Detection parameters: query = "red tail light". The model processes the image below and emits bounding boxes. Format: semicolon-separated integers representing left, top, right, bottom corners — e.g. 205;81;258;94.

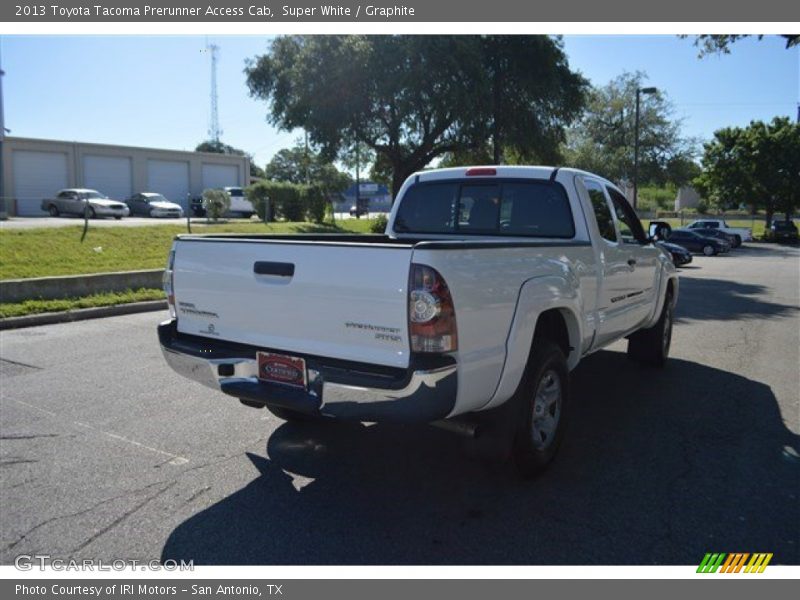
409;264;457;353
465;167;497;177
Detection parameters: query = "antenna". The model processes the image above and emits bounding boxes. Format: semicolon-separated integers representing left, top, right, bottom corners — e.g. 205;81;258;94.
204;41;222;143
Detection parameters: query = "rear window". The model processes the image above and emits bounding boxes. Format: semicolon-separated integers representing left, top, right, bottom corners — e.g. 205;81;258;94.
393;180;574;238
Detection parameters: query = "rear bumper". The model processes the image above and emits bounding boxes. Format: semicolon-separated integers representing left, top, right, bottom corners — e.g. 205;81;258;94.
157;320;457;422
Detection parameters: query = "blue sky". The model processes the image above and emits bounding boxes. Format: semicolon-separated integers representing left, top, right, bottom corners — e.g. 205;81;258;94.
2;35;797;169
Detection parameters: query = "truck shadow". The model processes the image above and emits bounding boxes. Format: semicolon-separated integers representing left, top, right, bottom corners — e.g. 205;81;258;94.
161;351;799;565
675;277;798;323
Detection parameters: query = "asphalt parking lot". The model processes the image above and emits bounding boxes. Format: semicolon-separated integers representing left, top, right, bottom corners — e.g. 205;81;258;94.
1;244;798;566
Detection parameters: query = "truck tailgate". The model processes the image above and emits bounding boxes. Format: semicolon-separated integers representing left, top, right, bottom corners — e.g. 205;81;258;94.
172;239;413;368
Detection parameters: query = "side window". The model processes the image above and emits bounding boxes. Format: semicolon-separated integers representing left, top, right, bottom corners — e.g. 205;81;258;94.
585;179;617;243
606;186;646;244
708;222;719;229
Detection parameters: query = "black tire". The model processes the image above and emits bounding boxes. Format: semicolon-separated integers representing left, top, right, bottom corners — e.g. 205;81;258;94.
732;235;742;248
512;340;570;478
114;216;122;220
627;290;674;367
702;244;716;256
48;205;59;217
266;405;325;423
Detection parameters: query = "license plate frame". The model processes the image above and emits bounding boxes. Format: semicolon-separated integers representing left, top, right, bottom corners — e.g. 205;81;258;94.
257;351;307;390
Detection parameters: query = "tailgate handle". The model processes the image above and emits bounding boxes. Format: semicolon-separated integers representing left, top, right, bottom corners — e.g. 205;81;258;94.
254;261;295;277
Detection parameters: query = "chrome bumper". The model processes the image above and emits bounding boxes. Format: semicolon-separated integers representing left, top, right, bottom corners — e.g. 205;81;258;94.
158;320;457;422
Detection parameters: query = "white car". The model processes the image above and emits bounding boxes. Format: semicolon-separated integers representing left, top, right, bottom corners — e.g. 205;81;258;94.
159;166;679;477
41;189;130;219
126;193;184;218
223;186;256;218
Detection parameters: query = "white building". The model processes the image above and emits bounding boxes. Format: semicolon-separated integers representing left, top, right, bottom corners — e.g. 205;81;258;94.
1;136;249;216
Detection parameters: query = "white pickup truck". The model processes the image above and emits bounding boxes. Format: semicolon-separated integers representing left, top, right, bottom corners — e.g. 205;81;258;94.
158;166;679;476
685;218;752;246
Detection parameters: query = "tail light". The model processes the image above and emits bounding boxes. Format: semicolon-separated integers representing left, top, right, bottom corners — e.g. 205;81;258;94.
408;263;457;353
163;247;176;319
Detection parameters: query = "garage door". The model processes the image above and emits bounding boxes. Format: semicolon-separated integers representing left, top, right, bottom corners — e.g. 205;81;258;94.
202;163;239;191
12;151;69;216
83;155;132;200
147;160;190;208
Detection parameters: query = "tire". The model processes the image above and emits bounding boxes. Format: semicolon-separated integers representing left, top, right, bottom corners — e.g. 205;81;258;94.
88;207;97;219
114;216;122;220
266;405;325;423
512;340;570;478
732;235;742;248
627;290;674;367
48;205;59;217
702;244;716;256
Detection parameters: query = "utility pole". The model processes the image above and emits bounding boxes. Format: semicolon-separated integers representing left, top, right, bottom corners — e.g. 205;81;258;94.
633;86;657;210
205;42;222;144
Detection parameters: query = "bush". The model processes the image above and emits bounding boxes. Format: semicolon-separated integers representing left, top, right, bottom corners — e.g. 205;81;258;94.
696;199;709;215
202;189;230;221
370;214;388;233
245;181;273;221
302;184;327;224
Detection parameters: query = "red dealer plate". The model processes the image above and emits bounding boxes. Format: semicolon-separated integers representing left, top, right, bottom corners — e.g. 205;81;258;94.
257;352;307;389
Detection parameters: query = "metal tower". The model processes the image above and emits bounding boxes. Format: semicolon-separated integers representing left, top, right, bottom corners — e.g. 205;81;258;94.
205;42;222;143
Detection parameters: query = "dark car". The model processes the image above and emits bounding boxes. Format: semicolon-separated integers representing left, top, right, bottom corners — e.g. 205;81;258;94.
677;227;737;247
657;241;693;266
666;230;730;256
768;220;799;243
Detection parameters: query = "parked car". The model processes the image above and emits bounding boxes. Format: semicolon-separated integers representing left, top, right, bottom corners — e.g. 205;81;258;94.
158;165;679;477
223;186;256;218
667;230;730;256
41;189;129;220
126;193;184;218
657;241;693;266
189;196;206;218
676;227;737;247
767;220;799;244
685;219;751;246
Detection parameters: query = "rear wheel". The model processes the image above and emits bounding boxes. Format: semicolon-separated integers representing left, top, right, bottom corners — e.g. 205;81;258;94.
627;290;673;367
512;340;570;478
732;235;742;248
48;205;59;217
702;244;716;256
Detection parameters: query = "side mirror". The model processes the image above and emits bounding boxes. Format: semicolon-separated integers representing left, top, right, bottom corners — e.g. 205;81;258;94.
649;220;672;242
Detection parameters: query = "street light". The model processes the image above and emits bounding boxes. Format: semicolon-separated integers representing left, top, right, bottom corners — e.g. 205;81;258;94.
633;86;657;210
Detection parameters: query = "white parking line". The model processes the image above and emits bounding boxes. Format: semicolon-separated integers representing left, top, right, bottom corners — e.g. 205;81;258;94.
9;399;189;465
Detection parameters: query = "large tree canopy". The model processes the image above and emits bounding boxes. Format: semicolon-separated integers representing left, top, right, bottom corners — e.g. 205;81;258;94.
687;34;799;57
694;117;800;225
245;35;587;196
563;72;698;187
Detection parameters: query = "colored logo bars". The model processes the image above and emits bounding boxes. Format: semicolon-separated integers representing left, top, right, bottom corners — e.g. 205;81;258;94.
697;553;773;573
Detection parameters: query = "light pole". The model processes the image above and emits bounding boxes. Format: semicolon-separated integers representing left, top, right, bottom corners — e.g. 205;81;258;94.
633;86;657;210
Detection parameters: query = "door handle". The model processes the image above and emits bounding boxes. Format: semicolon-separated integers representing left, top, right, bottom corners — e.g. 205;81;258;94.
627;258;637;267
253;261;295;277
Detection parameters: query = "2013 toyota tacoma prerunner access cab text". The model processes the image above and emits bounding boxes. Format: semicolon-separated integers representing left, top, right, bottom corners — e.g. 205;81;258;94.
158;166;679;476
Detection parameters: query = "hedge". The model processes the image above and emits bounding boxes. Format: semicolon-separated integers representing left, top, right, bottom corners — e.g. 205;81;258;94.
246;181;329;223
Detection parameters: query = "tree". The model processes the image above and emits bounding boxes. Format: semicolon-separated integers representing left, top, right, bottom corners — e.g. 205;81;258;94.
563;72;698;187
265;142;352;195
694;117;800;226
245;35;587;197
195;140;264;178
686;35;799;57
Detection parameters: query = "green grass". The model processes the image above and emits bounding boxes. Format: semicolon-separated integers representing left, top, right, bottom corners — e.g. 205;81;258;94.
0;288;165;319
0;218;377;280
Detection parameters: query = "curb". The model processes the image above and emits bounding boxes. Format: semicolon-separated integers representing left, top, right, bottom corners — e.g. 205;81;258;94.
0;269;164;304
0;300;168;331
